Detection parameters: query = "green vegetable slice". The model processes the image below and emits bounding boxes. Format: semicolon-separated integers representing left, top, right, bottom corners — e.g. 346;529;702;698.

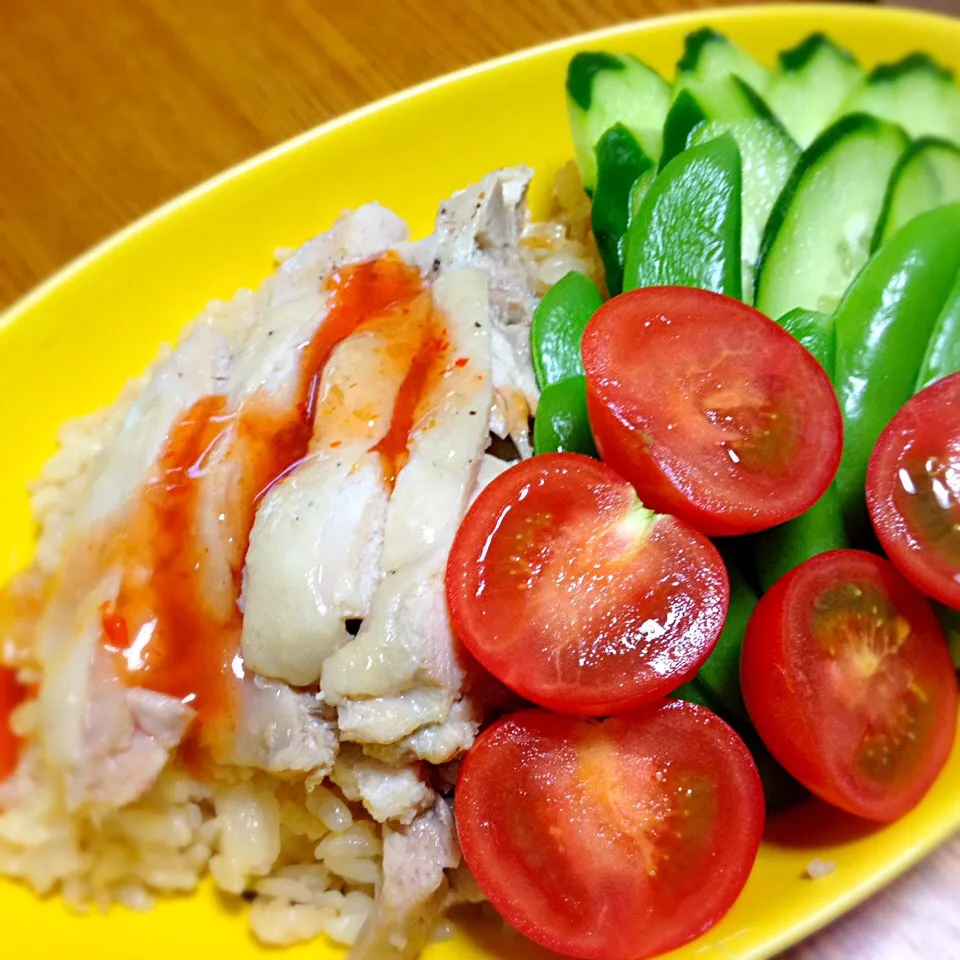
623;134;743;298
764;33;863;149
566;52;670;192
592;124;654;296
755;114;908;319
833;202;960;539
530;271;603;389
532;377;598;457
873;137;960;249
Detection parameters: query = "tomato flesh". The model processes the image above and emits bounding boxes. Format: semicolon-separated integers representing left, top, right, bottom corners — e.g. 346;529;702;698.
455;703;764;960
446;453;728;715
867;371;960;610
741;550;957;821
582;287;843;536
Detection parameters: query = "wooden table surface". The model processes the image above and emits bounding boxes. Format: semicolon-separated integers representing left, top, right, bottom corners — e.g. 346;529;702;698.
1;1;956;958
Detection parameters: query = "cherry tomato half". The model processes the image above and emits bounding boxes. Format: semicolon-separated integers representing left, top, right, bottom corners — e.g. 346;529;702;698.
456;702;765;960
446;453;728;715
582;287;843;536
867;371;960;610
741;550;957;821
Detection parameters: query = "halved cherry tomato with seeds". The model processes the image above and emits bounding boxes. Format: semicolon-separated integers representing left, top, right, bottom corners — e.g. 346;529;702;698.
455;702;765;960
741;550;958;821
446;453;728;715
867;371;960;611
582;286;843;536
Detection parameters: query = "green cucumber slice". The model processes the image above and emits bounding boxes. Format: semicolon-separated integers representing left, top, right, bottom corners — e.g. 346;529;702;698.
835;53;960;144
764;33;863;149
566;52;670;192
873;138;960;249
674;28;768;104
755;114;909;319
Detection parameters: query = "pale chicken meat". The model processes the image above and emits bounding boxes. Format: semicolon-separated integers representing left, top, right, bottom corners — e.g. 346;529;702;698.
0;169;549;956
321;269;492;750
403;166;541;454
241;286;436;686
349;797;460;960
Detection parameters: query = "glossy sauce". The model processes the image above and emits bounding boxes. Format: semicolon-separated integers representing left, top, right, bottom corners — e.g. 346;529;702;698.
100;254;443;748
0;667;25;782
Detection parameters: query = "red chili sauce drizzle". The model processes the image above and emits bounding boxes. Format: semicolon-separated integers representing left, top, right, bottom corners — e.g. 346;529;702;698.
0;667;26;783
98;254;450;757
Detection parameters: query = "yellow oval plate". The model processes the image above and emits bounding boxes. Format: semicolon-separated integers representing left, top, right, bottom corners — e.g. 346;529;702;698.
3;5;960;958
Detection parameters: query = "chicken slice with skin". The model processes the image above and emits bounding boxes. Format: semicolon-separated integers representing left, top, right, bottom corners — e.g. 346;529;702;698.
401;166;540;455
348;796;460;960
241;284;436;687
321;269;492;749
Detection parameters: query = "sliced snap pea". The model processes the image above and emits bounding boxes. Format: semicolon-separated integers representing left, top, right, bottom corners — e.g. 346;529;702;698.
623;134;743;298
592;124;654;296
531;271;603;389
695;564;756;721
533;377;598;457
834;201;960;539
753;307;848;589
916;269;960;391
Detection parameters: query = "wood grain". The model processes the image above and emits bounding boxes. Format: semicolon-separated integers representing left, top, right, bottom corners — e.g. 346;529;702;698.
1;1;953;958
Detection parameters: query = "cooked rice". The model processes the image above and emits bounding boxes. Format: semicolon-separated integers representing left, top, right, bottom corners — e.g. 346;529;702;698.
0;165;601;950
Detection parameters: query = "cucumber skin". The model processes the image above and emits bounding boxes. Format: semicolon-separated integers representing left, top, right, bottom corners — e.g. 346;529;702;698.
755;114;909;319
566;52;626;110
873;138;960;250
777;32;858;73
834;203;960;540
623;135;743;299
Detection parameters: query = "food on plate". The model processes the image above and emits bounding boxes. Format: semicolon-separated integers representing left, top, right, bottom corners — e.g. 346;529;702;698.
0;165;595;957
3;18;960;960
446;453;728;714
752;306;848;591
582;286;843;536
623;136;743;298
867;372;960;610
833;203;960;537
454;702;765;960
741;550;958;821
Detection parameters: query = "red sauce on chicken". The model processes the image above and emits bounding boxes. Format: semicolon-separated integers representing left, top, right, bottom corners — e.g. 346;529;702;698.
99;254;447;752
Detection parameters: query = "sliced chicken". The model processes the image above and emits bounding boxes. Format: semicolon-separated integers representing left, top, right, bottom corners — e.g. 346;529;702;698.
330;744;433;825
348;797;460;960
402;167;540;455
242;282;435;686
321;269;492;750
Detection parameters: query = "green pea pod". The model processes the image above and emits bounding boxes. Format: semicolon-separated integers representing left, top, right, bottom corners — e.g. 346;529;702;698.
533;377;598;457
753;307;848;589
592;124;654;297
622;134;743;298
834;202;960;539
670;679;717;709
695;565;756;720
777;307;835;374
935;602;960;669
530;271;604;389
916;270;960;391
